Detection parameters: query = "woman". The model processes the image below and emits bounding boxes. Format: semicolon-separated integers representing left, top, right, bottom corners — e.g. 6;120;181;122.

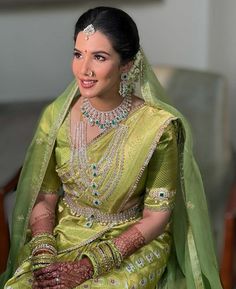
1;7;222;289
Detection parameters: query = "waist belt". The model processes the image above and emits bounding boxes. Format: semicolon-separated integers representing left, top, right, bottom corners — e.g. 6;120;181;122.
63;193;142;225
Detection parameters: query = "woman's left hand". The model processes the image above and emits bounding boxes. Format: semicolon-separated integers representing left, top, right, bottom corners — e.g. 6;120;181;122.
33;258;93;289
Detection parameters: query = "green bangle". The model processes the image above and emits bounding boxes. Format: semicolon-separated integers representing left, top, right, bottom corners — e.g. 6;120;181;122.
82;251;100;277
97;243;115;272
106;240;123;267
82;240;123;278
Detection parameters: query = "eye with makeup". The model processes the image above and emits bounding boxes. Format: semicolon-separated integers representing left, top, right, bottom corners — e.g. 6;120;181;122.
94;54;106;62
73;50;82;59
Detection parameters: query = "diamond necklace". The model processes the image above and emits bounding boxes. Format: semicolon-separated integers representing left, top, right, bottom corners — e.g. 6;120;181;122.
69;121;128;206
81;95;132;130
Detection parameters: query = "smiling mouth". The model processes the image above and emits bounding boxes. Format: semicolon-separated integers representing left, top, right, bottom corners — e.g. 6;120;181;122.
80;79;97;88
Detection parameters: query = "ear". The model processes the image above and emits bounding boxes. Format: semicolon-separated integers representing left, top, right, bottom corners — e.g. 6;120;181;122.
120;60;133;74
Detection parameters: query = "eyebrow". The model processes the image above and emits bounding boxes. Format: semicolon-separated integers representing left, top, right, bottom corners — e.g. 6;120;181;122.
74;48;111;56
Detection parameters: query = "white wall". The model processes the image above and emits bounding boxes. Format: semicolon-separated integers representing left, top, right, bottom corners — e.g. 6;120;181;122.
0;0;209;102
208;0;236;148
0;0;235;146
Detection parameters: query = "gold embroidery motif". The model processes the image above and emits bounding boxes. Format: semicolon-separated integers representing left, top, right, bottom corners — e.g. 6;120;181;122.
145;188;176;211
148;188;176;201
35;137;44;145
40;189;58;194
63;195;141;225
17;215;25;222
187;201;195;209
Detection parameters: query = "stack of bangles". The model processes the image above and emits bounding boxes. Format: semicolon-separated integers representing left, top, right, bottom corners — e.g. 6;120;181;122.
30;233;57;271
82;240;123;277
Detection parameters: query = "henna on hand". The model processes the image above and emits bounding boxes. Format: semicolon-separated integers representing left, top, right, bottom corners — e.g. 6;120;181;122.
113;225;146;258
33;258;93;289
30;193;58;236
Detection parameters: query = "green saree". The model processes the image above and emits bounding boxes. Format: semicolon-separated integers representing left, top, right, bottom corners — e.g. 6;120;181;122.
0;51;223;289
4;92;180;288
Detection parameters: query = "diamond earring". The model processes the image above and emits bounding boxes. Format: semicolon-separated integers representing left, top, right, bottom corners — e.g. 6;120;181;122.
119;72;133;98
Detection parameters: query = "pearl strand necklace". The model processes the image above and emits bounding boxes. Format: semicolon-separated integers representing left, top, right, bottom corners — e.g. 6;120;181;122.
81;95;132;130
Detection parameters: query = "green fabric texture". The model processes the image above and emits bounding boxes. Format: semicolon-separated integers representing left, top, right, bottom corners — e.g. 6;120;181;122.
140;50;222;288
0;50;222;288
0;80;78;286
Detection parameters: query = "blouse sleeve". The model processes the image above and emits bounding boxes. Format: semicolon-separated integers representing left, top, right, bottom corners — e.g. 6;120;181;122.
40;149;61;194
144;121;178;211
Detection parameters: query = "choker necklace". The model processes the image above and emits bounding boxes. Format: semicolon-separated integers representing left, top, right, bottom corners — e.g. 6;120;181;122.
81;95;132;130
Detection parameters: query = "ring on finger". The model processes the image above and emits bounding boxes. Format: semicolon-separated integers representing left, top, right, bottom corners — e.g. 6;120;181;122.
55;277;60;285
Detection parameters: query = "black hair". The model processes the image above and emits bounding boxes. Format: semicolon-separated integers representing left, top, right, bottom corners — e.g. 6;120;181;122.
74;7;140;63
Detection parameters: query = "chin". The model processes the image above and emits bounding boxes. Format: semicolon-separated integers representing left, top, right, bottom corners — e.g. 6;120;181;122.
79;90;97;99
78;86;95;98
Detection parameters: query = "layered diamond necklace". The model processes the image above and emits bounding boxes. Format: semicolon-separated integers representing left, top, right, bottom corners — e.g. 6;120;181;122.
68;96;131;207
70;121;128;207
81;95;132;130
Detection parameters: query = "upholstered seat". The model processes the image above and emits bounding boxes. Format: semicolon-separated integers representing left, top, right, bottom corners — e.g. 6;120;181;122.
153;66;236;289
154;66;235;246
0;101;49;273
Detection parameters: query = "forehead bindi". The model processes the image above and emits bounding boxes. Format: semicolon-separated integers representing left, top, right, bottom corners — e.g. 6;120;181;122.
75;31;114;54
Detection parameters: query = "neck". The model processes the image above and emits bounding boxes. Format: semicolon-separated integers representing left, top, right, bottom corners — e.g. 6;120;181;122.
86;94;124;111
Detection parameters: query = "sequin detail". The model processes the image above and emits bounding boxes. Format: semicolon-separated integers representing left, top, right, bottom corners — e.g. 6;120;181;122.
148;188;176;201
63;195;142;225
145;188;176;211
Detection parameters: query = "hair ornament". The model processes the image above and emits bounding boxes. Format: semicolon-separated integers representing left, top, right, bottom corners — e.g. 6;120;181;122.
129;50;143;82
119;50;144;98
83;24;96;40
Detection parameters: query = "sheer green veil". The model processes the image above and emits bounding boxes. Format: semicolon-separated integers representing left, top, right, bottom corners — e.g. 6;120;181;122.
0;49;222;289
137;49;222;288
0;81;79;287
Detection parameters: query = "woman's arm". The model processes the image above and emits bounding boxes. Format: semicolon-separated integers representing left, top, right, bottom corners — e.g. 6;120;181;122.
29;149;61;271
112;209;171;261
30;193;59;236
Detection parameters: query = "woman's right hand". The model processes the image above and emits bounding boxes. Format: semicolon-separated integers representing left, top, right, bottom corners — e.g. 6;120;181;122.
33;258;93;289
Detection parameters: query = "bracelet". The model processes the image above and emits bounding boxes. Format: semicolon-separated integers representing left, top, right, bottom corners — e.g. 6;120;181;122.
30;233;57;271
106;240;123;266
31;252;56;271
31;232;56;243
30;233;57;254
32;243;57;256
82;241;123;277
82;227;145;278
82;250;100;277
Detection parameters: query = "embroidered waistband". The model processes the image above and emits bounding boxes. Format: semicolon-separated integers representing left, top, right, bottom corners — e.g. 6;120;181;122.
63;194;142;225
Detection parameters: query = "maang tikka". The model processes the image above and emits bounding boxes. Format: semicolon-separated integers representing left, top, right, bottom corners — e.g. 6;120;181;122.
83;24;96;40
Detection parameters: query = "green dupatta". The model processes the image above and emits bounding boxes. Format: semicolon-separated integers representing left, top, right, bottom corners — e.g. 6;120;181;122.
0;80;78;286
140;51;222;289
0;52;223;288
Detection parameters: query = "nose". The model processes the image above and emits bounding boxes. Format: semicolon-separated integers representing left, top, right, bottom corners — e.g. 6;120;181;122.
80;55;92;76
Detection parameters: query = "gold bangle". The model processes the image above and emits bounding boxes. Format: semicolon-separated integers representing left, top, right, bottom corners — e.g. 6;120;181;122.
106;240;123;266
82;251;100;277
82;240;123;278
